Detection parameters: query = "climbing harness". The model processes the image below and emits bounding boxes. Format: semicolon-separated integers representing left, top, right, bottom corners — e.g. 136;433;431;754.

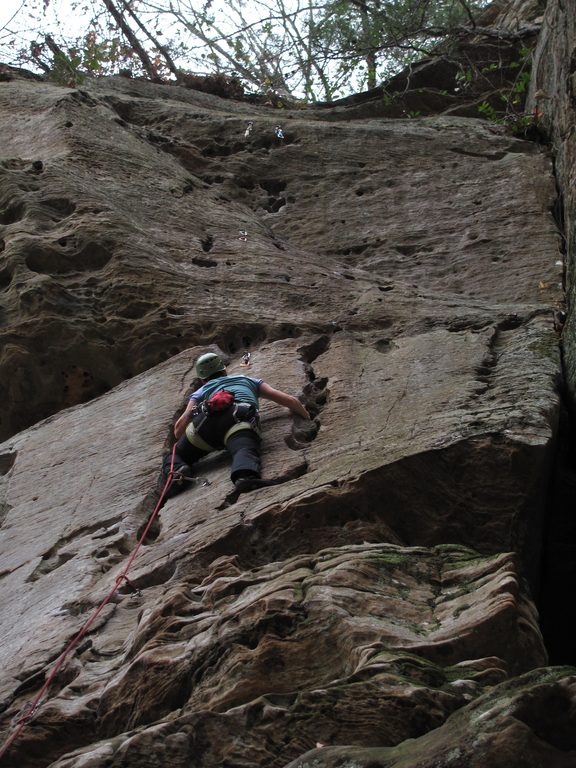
244;121;253;137
238;229;248;241
189;398;260;452
275;125;284;139
0;445;181;761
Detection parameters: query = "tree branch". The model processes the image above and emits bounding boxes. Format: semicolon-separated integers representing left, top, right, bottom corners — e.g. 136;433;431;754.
120;0;180;78
101;0;160;80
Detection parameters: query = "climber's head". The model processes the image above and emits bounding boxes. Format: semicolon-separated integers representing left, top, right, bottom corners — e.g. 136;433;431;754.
195;352;227;381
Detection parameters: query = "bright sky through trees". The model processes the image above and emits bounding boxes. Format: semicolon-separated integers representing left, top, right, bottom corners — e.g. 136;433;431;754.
1;0;87;47
0;0;489;102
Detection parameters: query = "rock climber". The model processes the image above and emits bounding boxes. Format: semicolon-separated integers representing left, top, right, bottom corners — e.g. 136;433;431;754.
162;352;310;497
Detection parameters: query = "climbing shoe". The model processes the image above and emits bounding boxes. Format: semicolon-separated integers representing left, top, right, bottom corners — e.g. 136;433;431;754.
234;476;277;493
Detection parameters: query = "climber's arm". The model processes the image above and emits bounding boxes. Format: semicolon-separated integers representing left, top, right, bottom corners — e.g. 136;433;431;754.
259;382;310;419
174;399;198;439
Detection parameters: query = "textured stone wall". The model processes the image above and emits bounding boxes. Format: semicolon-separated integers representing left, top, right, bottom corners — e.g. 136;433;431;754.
1;1;576;764
529;0;576;398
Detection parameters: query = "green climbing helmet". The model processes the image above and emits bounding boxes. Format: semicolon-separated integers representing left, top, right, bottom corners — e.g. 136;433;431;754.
196;352;226;379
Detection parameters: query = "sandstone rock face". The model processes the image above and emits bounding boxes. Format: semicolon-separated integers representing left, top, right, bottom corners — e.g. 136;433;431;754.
1;4;575;764
529;0;576;400
284;668;576;768
524;0;576;686
0;69;563;441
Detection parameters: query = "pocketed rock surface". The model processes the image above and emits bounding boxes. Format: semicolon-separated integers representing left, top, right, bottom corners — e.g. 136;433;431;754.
1;6;576;765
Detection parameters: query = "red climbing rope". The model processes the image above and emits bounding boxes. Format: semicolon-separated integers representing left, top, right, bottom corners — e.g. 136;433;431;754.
0;446;178;763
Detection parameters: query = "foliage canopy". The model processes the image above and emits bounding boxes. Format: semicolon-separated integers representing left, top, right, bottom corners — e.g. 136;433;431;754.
1;0;490;101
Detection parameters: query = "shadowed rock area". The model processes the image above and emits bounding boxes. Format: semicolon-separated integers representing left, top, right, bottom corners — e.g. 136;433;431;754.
524;0;576;685
1;0;576;765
